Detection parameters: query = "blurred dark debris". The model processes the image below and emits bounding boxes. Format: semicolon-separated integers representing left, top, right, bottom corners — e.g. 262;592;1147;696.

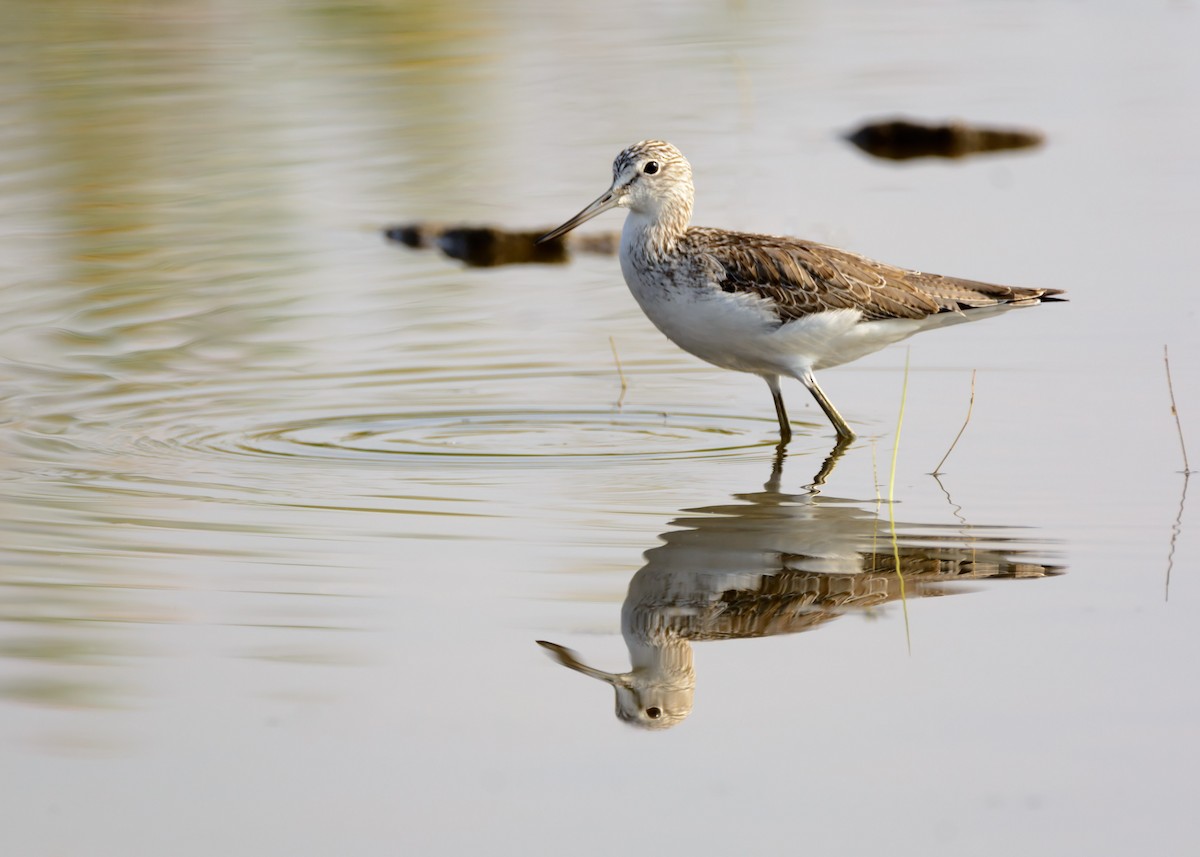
846;118;1044;161
383;223;618;267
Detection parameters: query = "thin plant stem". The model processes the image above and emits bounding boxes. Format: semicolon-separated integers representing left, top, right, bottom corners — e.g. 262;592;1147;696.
609;335;628;407
887;492;911;656
931;369;976;476
888;349;910;502
1164;345;1192;474
1165;472;1189;602
889;349;912;655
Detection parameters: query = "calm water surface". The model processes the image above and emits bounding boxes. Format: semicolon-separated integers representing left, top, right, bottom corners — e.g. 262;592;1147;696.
1;1;1198;855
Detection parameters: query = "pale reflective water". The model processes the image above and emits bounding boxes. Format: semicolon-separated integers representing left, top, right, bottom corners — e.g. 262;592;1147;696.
2;1;1198;855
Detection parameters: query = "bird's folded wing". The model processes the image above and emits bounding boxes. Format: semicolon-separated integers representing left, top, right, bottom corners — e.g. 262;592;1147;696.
687;227;1061;323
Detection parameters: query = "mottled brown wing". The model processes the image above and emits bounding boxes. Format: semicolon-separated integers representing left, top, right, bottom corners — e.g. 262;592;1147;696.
685;227;1062;322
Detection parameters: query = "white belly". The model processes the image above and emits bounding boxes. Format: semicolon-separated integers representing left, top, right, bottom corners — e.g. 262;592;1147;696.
620;254;926;376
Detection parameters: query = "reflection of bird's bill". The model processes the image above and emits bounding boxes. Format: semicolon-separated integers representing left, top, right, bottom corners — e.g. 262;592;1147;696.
536;640;627;687
538;640;693;730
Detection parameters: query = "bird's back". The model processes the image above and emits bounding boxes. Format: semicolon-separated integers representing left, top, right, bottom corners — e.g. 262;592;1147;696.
681;226;1064;324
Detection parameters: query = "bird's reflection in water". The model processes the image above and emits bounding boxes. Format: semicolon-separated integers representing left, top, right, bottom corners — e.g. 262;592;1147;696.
539;455;1062;729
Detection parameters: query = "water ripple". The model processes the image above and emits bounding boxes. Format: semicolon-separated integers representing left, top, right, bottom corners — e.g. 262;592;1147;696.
203;408;767;463
8;359;786;478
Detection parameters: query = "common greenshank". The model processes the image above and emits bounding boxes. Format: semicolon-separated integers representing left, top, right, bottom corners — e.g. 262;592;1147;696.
539;140;1063;443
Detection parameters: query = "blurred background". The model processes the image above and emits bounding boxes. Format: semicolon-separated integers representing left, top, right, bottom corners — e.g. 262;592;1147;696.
1;1;1197;855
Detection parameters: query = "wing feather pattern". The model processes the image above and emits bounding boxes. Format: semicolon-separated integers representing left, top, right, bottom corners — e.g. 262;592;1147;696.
684;227;1063;323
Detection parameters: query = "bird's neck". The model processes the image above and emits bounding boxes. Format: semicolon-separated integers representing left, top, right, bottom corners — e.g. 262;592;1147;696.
622;196;692;262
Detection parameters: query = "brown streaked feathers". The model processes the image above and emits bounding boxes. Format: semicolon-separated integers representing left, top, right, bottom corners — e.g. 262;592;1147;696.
685;227;1064;323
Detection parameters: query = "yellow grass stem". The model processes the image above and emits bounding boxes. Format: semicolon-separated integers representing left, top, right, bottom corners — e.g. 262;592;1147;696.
889;350;911;654
609;335;628;406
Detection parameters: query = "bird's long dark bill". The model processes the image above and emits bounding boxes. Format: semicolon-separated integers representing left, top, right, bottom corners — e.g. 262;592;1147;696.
536;189;618;243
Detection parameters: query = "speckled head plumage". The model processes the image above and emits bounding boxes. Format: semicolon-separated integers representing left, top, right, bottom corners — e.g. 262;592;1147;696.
611;140;691;184
537;140;694;244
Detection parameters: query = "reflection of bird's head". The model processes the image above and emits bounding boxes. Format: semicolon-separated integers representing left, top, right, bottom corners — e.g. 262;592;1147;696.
612;681;692;730
536;641;694;730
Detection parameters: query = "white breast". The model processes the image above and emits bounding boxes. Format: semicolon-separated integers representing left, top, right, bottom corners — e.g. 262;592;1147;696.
617;217;933;377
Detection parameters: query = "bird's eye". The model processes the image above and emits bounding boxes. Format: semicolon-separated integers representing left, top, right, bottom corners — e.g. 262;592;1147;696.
643;161;659;175
646;707;662;719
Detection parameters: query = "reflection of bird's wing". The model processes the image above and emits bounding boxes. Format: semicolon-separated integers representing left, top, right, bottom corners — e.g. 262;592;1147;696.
632;490;1062;643
696;551;1061;641
685;227;1065;322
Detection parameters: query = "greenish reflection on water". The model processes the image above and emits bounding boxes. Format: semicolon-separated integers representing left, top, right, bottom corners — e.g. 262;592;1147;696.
0;1;520;718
